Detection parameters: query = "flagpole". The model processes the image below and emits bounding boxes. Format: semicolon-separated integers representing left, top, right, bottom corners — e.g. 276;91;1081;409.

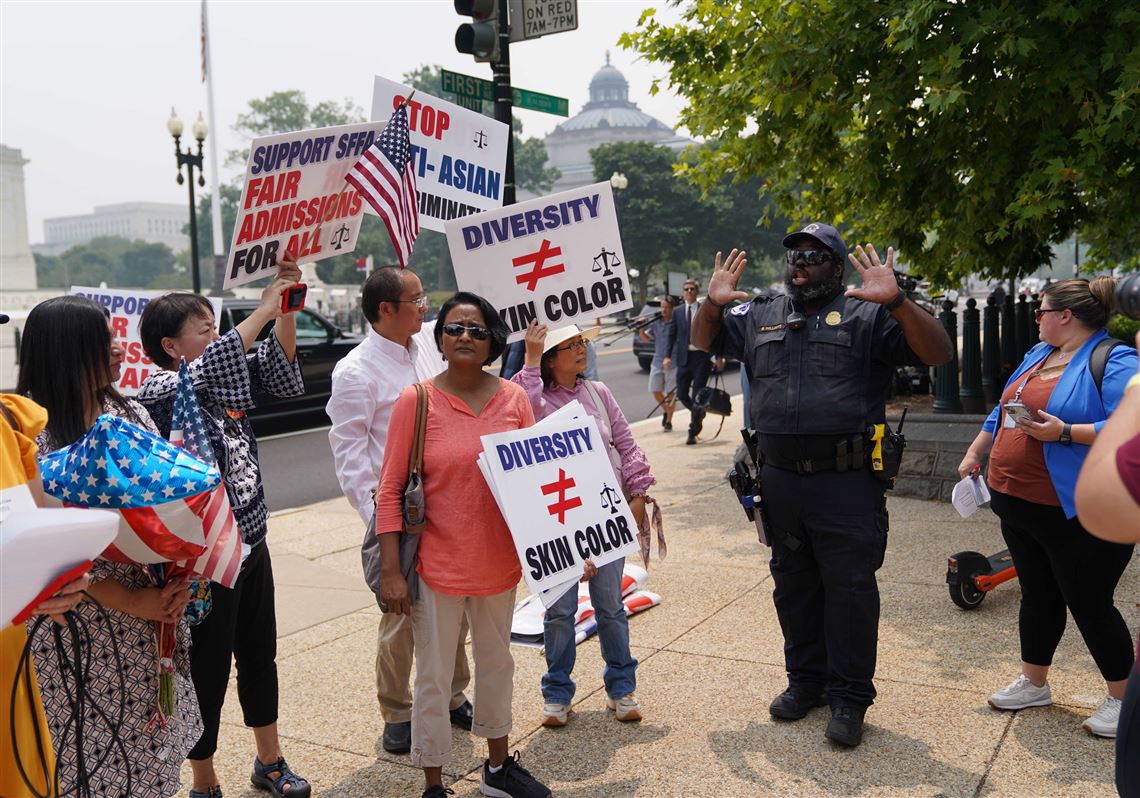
202;0;226;294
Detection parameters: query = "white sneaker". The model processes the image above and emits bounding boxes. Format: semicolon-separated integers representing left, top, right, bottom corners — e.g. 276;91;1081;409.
541;702;568;727
605;693;642;722
988;675;1053;710
1082;696;1122;738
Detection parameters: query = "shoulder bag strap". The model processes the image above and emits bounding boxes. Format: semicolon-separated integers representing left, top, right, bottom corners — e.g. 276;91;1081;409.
581;380;613;444
409;382;429;475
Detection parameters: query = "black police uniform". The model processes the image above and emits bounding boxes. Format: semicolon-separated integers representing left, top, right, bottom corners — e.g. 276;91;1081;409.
715;289;925;708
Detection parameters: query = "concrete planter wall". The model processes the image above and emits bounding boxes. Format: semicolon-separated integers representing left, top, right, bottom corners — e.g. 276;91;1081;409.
887;412;990;502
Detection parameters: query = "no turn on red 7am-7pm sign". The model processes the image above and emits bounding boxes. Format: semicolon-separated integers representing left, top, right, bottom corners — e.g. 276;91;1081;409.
445;182;632;343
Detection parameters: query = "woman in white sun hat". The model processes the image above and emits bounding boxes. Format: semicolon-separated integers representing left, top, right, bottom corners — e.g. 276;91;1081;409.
511;320;656;728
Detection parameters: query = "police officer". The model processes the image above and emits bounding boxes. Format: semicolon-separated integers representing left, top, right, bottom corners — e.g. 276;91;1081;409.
692;223;952;747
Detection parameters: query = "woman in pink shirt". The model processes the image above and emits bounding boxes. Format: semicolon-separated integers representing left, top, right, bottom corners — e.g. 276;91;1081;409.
512;321;657;729
376;292;551;798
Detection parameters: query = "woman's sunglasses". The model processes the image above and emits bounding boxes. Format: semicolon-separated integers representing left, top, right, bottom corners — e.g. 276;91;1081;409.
442;322;491;341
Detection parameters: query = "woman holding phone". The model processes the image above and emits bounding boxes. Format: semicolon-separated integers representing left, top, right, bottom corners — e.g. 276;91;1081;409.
958;277;1137;739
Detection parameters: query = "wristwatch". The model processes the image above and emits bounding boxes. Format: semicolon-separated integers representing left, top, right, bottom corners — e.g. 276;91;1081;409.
1058;423;1073;445
884;289;906;312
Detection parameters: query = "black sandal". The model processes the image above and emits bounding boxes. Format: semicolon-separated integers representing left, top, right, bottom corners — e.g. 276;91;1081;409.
251;756;311;798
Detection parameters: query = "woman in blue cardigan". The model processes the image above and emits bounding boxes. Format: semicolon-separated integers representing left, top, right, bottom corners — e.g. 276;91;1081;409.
958;277;1137;740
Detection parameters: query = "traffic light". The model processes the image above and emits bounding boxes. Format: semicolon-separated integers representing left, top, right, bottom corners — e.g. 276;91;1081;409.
454;0;499;63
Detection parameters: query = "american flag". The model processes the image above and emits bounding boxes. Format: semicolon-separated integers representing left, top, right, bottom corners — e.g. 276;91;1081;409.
200;0;208;83
39;415;214;565
344;104;419;267
169;359;242;588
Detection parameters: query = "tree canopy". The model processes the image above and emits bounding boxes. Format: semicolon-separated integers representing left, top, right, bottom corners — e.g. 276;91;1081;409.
591;141;788;301
35;237;183;289
621;1;1140;285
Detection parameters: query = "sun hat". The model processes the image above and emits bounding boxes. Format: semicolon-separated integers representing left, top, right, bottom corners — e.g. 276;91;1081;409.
542;324;600;354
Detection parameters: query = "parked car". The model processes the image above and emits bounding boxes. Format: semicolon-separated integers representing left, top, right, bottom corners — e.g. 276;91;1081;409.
217;300;364;427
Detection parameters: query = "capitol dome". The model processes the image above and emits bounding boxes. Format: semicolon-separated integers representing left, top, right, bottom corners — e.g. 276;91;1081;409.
539;53;690;197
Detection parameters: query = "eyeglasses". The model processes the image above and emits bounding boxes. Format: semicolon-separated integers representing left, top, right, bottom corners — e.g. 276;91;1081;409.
786;249;834;266
1034;308;1065;321
442;322;491;340
389;295;428;309
553;338;587;353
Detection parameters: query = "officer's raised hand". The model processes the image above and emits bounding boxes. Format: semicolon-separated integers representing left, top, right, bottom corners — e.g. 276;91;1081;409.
845;244;901;304
707;249;751;307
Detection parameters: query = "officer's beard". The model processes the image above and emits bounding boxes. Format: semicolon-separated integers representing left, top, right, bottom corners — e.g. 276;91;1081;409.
785;267;844;305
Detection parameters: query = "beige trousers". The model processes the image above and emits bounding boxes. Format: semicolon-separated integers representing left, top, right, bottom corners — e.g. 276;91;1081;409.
410;581;516;768
376;608;471;723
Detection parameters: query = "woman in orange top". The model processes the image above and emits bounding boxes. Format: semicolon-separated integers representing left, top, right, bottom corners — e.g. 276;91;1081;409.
0;394;88;798
376;292;551;798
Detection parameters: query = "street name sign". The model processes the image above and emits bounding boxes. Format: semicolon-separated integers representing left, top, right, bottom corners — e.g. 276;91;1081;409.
439;69;569;117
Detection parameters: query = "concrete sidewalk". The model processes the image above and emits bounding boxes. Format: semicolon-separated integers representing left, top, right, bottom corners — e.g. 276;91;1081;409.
185;397;1138;797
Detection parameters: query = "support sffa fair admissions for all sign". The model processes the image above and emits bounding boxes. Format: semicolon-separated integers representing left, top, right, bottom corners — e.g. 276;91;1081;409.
478;401;640;606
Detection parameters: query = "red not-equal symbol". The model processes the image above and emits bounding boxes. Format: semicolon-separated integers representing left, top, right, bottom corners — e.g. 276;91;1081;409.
512;238;565;291
540;467;582;525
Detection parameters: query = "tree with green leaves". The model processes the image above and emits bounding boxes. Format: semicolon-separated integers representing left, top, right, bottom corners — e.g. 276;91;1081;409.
591;141;789;302
35;237;182;289
622;1;1140;285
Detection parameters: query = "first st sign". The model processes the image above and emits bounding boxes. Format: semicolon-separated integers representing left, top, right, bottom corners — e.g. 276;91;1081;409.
509;0;578;41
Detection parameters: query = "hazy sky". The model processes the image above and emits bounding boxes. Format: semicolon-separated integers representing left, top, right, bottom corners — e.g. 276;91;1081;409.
0;0;687;245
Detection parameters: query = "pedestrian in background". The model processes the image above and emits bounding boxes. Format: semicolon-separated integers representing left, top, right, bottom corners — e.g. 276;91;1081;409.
640;295;677;431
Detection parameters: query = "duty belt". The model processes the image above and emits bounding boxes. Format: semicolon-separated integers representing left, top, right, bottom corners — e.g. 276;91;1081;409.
760;437;865;474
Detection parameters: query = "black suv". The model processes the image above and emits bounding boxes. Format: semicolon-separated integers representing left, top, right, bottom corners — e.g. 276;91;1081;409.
217;301;364;428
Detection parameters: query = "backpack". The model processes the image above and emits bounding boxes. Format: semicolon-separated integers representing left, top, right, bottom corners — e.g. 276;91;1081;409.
1088;337;1128;400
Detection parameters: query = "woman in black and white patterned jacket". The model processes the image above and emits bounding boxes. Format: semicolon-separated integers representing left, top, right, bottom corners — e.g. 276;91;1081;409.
138;259;310;798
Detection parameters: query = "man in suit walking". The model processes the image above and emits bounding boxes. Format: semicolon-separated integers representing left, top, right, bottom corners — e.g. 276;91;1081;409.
665;278;719;444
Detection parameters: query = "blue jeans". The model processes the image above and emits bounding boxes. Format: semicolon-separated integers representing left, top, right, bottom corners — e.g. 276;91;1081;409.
541;558;637;704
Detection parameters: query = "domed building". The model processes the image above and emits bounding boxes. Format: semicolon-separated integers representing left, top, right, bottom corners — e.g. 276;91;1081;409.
540;54;690;195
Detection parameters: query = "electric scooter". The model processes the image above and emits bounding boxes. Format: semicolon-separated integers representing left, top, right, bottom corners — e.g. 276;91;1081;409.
945;549;1017;609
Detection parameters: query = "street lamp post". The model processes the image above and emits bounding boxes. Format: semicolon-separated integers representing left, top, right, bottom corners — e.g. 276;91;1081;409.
167;108;208;294
609;171;631;297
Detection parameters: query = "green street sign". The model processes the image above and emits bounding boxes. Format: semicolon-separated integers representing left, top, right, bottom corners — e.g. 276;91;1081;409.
440;69;495;103
514;87;569;117
439;69;569;117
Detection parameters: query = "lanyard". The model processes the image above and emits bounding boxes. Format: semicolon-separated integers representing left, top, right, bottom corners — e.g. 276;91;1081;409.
1011;356;1051;402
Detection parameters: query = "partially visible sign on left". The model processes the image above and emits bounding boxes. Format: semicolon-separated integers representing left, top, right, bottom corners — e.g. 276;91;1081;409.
70;286;222;395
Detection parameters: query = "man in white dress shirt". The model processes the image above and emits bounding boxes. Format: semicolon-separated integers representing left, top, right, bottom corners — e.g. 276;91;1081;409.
327;267;472;755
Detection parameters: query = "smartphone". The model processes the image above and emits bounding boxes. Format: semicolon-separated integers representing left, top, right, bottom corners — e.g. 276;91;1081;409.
281;283;307;314
1004;400;1034;423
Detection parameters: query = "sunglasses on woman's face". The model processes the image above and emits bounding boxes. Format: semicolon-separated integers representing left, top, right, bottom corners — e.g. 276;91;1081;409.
442;322;491;341
785;249;834;266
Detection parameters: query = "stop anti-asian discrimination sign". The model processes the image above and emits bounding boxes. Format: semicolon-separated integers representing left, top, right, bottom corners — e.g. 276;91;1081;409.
445;182;632;343
480;415;640;598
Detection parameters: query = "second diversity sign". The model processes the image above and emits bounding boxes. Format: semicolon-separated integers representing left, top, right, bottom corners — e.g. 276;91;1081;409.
446;182;632;342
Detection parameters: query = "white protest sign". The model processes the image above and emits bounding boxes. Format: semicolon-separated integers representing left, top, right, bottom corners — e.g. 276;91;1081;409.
71;287;221;396
371;76;509;232
446;182;631;343
480;414;639;598
224;121;386;289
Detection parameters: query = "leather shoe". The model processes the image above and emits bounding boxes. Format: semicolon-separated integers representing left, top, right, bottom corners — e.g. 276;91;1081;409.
825;703;866;747
382;721;411;754
685;434;697;445
449;700;473;731
768;689;827;721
